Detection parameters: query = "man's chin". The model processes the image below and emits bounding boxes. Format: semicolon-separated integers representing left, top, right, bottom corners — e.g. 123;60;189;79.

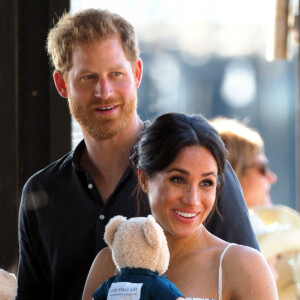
83;121;128;140
76;103;137;140
85;128;122;140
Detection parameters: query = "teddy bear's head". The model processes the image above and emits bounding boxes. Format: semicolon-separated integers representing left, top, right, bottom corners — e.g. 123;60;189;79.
104;215;169;275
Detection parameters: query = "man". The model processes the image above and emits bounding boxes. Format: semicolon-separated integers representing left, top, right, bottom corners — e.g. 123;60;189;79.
17;8;258;300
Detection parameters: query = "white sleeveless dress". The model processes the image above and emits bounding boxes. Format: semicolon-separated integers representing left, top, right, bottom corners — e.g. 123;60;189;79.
185;243;235;300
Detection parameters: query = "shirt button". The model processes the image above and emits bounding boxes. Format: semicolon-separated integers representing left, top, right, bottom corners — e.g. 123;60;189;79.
99;215;105;220
88;183;93;189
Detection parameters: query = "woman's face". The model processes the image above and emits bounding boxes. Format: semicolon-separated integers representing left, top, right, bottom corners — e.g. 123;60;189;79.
240;152;277;208
139;145;218;239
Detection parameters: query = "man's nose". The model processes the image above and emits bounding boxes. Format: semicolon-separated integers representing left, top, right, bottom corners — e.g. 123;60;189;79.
95;78;112;100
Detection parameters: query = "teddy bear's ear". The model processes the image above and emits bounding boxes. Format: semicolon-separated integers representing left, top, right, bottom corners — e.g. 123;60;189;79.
104;215;127;247
143;215;163;248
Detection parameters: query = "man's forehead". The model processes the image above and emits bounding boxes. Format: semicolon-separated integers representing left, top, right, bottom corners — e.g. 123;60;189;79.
74;35;120;49
71;37;135;68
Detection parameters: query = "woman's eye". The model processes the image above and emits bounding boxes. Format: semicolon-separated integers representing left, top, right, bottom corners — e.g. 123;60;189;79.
200;180;213;187
170;176;185;184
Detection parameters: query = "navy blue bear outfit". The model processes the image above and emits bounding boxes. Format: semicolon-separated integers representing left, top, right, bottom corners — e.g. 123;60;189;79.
93;267;184;300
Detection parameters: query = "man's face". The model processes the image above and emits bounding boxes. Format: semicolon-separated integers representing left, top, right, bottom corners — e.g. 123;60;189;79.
64;38;142;140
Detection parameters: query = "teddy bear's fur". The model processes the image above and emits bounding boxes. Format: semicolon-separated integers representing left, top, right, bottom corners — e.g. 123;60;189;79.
0;269;17;300
104;214;169;275
92;215;185;299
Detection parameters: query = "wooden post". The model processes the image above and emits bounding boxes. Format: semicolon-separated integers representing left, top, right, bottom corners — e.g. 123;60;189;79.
0;0;70;273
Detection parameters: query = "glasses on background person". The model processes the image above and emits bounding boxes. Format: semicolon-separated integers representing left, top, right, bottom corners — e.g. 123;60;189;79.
244;161;273;177
210;117;277;208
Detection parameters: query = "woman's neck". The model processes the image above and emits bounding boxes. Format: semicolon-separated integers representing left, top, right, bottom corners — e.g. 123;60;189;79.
166;225;207;260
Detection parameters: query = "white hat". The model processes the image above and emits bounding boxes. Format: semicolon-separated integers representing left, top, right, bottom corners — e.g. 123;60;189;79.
249;205;300;260
276;252;300;300
249;205;300;300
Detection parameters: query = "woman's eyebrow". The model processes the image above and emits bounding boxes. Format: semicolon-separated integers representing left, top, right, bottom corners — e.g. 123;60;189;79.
167;168;217;178
166;168;189;175
202;171;217;178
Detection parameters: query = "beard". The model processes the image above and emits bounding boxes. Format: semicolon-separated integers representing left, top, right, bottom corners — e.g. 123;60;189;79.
68;93;137;140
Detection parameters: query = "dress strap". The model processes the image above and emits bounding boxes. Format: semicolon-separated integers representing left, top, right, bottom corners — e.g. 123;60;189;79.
218;243;235;300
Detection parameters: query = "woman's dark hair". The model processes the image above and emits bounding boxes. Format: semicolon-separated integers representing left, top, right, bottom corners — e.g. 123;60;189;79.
131;112;228;218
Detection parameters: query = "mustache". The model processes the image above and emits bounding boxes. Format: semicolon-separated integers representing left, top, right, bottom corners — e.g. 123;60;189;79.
88;97;122;107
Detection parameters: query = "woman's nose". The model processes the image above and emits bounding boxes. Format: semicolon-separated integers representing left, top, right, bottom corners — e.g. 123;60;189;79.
183;186;200;206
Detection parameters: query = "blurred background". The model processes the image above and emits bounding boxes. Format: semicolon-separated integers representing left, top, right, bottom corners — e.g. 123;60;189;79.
71;0;299;209
0;0;299;275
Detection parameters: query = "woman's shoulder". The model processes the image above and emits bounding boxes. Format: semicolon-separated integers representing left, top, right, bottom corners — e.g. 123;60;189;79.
221;244;278;299
82;247;116;300
221;243;269;276
91;246;116;278
94;246;114;264
223;244;265;266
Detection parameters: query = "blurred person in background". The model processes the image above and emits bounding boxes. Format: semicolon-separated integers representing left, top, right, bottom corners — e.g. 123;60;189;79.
211;117;300;299
210;117;277;208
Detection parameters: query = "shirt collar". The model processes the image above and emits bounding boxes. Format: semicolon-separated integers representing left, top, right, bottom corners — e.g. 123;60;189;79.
71;121;151;171
120;267;159;277
72;139;86;170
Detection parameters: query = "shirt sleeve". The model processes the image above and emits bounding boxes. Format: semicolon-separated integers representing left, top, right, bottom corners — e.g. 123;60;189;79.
151;278;185;300
16;183;50;300
205;161;260;250
93;279;112;300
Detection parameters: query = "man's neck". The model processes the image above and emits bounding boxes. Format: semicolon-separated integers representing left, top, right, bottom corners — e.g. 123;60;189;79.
81;114;144;202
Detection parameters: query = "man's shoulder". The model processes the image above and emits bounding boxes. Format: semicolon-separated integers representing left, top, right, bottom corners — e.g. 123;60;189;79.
19;150;76;215
23;150;74;190
221;160;243;200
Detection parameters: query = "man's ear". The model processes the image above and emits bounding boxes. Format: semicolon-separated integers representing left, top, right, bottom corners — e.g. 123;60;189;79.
53;70;68;98
134;59;143;88
138;169;148;193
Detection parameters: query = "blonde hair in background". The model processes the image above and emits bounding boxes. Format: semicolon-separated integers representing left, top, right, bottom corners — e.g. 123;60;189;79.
210;117;264;180
47;8;140;74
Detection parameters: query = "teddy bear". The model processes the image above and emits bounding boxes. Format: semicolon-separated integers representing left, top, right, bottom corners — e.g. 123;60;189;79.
93;215;185;300
0;268;17;300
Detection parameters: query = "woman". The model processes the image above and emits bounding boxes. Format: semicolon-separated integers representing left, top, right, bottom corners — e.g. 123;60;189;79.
83;113;277;299
210;117;277;208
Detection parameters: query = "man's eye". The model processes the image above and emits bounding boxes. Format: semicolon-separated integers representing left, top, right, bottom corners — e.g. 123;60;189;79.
82;74;96;80
113;72;121;77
